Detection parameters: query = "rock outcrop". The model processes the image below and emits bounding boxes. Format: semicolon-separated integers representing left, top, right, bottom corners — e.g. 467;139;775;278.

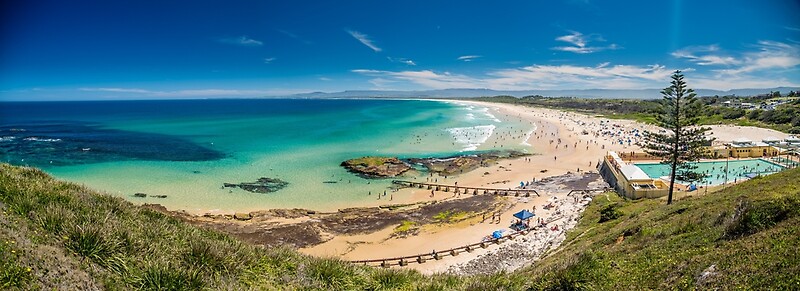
223;177;289;193
409;150;530;176
341;157;412;178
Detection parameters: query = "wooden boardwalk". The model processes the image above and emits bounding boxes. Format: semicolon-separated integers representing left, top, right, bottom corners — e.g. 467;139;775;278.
392;180;540;197
350;229;529;267
349;187;609;267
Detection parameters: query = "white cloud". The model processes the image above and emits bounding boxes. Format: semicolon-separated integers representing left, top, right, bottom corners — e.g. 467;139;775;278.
346;30;382;52
263;57;277;64
218;36;263;46
552;31;619;54
486;63;672;89
691;76;798;90
665;40;800;89
276;29;312;44
78;88;152;94
673;41;800;74
716;41;800;74
353;69;482;89
387;57;416;66
353;63;675;90
671;45;740;66
457;55;481;62
368;78;397;89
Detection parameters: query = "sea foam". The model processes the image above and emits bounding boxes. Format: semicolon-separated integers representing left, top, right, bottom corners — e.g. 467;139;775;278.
446;124;496;152
520;125;537;146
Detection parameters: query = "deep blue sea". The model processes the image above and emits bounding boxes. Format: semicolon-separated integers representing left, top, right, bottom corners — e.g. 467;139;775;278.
0;99;534;212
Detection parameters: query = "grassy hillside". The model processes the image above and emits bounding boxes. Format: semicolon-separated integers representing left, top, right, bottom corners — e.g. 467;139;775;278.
526;168;800;289
1;163;798;289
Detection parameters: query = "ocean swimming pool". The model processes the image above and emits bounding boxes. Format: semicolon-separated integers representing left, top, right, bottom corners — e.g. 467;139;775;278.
635;159;786;185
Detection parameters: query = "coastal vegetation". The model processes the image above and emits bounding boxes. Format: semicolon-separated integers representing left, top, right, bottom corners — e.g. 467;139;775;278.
474;92;800;133
1;163;797;289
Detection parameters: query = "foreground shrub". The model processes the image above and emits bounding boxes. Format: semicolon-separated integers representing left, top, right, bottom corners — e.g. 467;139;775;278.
598;203;623;223
724;196;800;239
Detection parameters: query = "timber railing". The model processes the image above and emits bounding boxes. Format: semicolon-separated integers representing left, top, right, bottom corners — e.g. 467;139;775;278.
391;180;540;197
349;188;609;267
349;222;542;267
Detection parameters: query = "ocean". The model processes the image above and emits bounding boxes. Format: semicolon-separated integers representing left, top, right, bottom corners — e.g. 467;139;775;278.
0;98;534;212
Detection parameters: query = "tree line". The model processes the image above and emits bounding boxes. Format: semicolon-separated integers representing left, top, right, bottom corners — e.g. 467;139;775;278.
474;93;800;134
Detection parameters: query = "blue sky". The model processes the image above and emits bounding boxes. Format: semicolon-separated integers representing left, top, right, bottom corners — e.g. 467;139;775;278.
1;0;799;100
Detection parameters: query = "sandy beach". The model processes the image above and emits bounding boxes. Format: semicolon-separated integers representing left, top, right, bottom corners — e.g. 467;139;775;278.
297;101;638;272
295;100;792;274
156;100;792;275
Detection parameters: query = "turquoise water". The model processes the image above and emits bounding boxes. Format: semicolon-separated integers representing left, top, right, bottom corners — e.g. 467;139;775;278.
635;159;786;185
1;99;535;212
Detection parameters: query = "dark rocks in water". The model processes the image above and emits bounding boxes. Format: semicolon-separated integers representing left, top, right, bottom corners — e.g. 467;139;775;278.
322;181;338;184
152;195;167;198
192;170;201;174
408;150;530;176
223;177;289;193
0;122;225;168
341;157;412;178
134;193;147;198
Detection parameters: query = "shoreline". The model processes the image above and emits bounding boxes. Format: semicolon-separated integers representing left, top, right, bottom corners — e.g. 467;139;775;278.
49;99;796;274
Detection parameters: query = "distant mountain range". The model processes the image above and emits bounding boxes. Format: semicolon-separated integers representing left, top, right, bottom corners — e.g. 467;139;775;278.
288;87;800;100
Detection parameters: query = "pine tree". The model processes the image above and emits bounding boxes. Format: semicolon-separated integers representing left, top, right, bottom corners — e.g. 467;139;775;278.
642;71;714;204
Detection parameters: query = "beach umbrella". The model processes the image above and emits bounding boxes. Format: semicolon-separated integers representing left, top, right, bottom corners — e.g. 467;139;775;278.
513;209;535;220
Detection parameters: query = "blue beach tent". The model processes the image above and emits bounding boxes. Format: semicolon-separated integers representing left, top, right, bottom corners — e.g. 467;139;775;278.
513;209;535;220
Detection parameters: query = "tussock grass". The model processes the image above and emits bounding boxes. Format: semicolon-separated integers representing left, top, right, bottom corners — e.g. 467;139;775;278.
133;263;204;291
0;163;798;289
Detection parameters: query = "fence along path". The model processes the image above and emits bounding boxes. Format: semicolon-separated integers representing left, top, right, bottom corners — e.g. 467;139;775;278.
349;187;608;267
391;180;540;197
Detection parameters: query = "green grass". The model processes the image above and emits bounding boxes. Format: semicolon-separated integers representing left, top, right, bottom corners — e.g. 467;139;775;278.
0;239;31;289
1;163;798;289
433;210;470;223
523;167;800;289
394;220;418;233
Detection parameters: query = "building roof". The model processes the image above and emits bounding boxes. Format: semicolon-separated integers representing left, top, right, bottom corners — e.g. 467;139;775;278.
609;151;625;166
732;138;753;144
621;164;652;181
763;137;782;142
